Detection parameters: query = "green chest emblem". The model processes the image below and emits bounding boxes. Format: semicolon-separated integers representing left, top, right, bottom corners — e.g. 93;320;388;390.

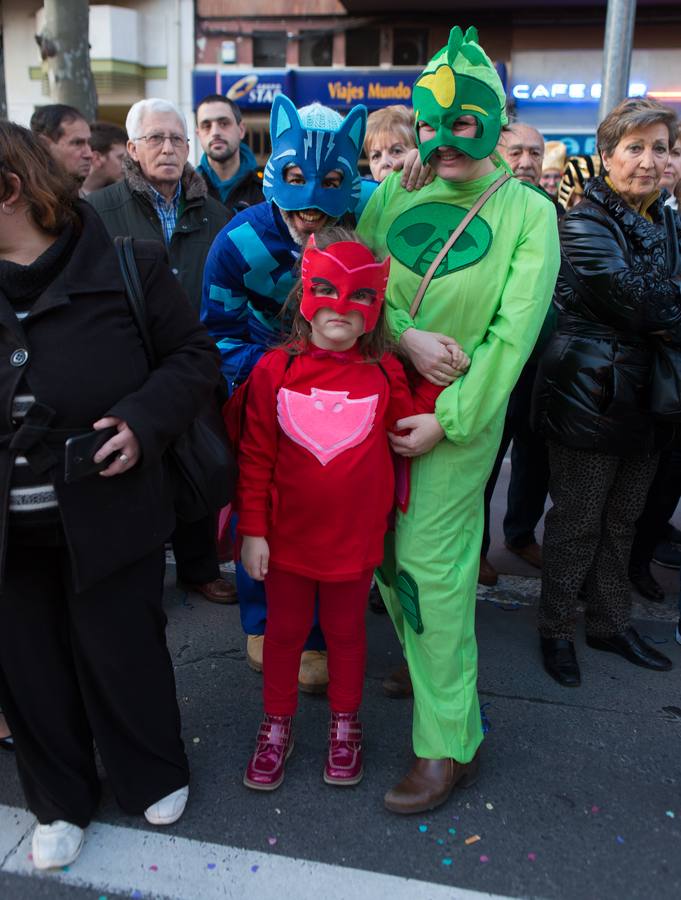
387;202;492;277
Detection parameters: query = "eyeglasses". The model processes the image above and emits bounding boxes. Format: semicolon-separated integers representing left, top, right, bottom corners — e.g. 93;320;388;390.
135;133;188;149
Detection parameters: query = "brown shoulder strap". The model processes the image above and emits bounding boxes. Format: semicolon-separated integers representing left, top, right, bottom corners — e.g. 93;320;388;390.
408;173;511;320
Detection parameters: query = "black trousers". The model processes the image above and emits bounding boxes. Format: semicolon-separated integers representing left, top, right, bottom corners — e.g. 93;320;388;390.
172;513;220;585
538;443;658;640
629;445;681;571
481;363;550;555
0;531;188;827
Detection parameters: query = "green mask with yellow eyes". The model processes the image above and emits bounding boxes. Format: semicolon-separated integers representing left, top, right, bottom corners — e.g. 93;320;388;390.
412;25;508;164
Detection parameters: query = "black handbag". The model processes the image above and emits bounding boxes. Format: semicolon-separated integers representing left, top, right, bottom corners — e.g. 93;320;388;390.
114;236;236;521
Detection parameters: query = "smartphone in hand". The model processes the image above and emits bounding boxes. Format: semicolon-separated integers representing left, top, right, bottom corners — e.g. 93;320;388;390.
64;426;119;483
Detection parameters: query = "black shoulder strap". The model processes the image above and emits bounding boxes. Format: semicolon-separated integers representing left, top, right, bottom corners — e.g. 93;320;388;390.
113;236;157;368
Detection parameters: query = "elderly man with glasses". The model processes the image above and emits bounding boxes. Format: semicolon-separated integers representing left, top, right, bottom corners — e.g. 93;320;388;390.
88;99;233;606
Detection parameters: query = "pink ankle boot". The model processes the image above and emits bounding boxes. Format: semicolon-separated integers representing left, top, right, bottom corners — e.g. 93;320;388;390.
324;712;363;786
244;714;294;791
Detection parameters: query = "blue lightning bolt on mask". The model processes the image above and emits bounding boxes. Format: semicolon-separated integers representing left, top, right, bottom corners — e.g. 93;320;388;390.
263;96;367;219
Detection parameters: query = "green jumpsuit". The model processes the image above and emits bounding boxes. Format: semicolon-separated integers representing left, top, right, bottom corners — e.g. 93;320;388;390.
357;164;560;761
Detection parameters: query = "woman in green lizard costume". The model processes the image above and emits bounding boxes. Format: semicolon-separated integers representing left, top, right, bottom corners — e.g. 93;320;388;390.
357;25;560;814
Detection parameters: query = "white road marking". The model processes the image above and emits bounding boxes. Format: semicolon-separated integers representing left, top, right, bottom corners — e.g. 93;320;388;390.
0;803;518;900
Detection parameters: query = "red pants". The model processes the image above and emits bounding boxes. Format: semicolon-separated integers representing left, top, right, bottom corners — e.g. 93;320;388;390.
263;566;373;715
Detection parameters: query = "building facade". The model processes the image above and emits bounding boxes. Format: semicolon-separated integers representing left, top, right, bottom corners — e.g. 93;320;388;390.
194;0;681;163
2;0;194;130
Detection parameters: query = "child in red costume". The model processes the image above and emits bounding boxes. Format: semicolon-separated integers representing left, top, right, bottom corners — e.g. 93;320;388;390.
237;227;412;791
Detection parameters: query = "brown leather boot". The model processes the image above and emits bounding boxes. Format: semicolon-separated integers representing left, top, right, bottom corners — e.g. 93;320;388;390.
478;556;498;587
384;752;480;814
382;664;413;699
298;651;329;694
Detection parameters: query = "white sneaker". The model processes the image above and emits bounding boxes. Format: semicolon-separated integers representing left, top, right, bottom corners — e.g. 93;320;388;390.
32;821;84;870
144;785;189;825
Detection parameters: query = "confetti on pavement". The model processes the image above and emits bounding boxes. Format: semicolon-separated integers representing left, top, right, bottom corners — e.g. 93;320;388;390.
666;810;675;818
480;855;489;863
616;836;625;844
207;863;216;869
442;858;453;866
418;824;428;833
251;864;259;873
485;802;494;810
448;828;456;835
591;805;600;813
268;836;277;846
149;865;158;871
527;853;537;862
465;835;481;845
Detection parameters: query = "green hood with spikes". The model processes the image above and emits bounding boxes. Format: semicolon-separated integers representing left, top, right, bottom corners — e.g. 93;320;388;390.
412;25;508;163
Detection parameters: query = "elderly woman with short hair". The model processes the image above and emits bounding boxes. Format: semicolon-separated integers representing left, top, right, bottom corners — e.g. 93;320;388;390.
533;98;681;686
364;105;417;183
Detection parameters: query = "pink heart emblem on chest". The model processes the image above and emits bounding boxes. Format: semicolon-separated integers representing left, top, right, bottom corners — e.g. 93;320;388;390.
277;387;379;465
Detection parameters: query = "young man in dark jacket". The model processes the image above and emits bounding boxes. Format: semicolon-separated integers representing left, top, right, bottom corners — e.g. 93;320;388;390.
195;94;263;220
88;98;233;605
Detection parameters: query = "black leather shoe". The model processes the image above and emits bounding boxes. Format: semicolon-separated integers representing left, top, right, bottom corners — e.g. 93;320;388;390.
540;636;581;687
629;567;666;602
586;626;672;671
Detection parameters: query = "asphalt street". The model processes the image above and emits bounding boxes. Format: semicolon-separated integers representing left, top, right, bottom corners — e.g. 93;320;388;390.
1;462;680;900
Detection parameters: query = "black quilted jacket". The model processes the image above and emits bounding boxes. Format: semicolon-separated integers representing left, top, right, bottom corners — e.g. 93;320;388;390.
532;176;681;456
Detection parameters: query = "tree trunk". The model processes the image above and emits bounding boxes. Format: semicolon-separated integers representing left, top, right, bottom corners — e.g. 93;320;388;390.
41;0;97;120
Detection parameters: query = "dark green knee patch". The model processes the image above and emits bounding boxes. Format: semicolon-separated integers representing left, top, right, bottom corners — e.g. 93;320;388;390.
396;569;423;634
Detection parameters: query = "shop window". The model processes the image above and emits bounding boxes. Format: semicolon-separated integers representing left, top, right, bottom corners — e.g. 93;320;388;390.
253;33;286;68
393;28;428;67
346;27;380;67
300;31;333;67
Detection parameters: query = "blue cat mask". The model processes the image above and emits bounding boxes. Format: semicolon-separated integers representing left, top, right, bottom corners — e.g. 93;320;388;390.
263;96;367;219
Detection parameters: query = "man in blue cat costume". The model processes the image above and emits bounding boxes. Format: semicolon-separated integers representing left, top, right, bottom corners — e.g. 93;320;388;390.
202;96;370;690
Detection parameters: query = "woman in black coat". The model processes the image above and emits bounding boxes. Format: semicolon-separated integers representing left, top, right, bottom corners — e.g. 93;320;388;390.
533;98;681;687
0;123;221;868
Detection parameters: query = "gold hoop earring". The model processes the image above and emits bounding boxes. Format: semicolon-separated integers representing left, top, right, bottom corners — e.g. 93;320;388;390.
1;203;15;216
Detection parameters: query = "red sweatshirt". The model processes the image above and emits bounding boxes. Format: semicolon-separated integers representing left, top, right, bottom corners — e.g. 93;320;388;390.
236;345;413;581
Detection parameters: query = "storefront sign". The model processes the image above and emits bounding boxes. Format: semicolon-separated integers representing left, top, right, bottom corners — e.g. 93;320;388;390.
512;82;647;103
193;65;507;112
193;70;292;109
296;70;416;108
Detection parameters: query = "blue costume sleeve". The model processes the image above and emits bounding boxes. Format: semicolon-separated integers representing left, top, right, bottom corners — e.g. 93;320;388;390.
201;227;264;391
201;205;298;392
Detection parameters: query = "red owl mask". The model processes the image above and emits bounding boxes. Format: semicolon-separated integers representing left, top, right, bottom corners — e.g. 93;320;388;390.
300;235;390;333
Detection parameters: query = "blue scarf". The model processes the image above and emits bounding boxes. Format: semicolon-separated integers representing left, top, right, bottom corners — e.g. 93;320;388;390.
197;143;258;205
